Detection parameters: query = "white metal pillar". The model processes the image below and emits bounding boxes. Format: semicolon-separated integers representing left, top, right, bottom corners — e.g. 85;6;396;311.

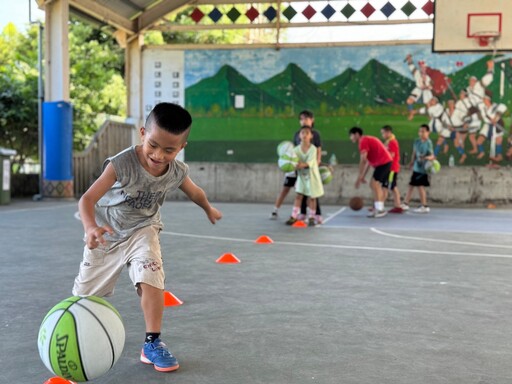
126;34;144;132
44;0;69;102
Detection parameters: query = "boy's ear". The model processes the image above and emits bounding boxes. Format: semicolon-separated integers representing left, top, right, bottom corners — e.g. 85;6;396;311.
139;126;145;138
181;141;188;149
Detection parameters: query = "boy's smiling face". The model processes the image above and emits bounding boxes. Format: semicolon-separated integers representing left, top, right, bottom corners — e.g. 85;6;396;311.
138;123;188;176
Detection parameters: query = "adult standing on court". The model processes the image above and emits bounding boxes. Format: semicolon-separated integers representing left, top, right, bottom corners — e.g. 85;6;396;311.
349;127;392;218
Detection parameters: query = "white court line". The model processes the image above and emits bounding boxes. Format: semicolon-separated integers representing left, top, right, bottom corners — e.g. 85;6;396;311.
370;227;512;250
0;202;76;214
161;231;512;259
321;207;346;225
321;224;512;236
161;231;254;244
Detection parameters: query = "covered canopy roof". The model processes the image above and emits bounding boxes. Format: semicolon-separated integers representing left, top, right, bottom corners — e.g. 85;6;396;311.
37;0;433;39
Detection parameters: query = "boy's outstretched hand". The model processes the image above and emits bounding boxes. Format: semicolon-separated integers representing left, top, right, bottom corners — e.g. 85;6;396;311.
206;206;223;224
85;225;114;249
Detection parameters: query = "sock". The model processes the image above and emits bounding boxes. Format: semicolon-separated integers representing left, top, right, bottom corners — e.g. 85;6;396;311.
456;146;465;155
291;206;300;218
496;144;503;155
273;206;278;213
145;332;160;344
434;145;441;156
308;208;315;219
478;144;484;153
374;201;384;211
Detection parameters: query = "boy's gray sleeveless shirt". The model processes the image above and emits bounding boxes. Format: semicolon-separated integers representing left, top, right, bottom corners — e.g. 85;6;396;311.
95;146;189;243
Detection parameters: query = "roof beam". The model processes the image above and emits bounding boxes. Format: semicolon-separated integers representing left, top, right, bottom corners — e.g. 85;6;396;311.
156;19;433;32
69;0;136;34
136;0;191;32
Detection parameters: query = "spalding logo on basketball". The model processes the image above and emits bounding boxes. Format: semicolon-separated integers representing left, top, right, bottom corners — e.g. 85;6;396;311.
38;296;125;382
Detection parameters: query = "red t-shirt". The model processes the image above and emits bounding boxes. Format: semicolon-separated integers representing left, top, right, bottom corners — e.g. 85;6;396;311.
359;136;392;167
386;138;401;173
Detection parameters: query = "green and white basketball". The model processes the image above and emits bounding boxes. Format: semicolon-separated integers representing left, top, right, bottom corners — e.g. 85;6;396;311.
38;296;125;382
277;141;294;157
425;159;441;174
278;153;299;172
319;165;333;184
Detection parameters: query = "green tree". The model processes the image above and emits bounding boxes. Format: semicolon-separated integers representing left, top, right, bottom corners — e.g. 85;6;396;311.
0;20;127;172
69;19;126;150
0;23;39;172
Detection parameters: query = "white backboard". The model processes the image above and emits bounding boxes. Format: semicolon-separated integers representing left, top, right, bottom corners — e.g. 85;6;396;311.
433;0;511;52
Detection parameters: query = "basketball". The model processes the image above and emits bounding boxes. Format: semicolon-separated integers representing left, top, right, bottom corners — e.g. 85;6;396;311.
276;140;294;157
319;165;333;184
38;296;125;382
425;159;441;174
349;196;364;211
278;153;299;172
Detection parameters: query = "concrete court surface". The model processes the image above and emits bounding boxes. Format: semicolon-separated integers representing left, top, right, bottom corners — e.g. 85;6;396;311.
2;200;512;384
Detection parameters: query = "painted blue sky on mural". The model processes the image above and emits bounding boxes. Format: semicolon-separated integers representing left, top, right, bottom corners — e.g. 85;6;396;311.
184;44;501;88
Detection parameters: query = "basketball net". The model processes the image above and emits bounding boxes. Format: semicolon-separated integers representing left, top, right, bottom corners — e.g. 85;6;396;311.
473;31;500;57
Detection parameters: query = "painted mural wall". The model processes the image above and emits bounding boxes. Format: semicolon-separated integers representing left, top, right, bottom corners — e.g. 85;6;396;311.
179;44;511;165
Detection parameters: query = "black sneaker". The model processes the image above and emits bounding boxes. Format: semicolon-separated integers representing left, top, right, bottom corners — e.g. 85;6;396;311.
285;216;297;225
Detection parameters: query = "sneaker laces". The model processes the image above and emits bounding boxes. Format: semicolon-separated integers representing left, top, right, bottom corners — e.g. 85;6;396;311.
149;341;173;358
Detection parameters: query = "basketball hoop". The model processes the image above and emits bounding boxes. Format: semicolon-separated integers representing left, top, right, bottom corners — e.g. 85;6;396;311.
472;31;501;47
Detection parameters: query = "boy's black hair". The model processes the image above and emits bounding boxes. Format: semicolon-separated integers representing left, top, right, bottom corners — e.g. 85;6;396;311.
145;103;192;134
300;125;312;131
419;124;430;132
381;125;393;132
299;110;314;119
349;126;363;136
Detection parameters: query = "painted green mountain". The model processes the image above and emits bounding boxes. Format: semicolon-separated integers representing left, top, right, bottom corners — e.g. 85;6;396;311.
258;63;340;110
185;64;286;111
340;59;415;106
319;68;357;102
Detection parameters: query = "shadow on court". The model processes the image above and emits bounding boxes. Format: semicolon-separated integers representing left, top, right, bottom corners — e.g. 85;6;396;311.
2;200;512;384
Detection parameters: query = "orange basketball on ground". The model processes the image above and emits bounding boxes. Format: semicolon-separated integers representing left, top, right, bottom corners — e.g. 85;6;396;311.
349;196;364;211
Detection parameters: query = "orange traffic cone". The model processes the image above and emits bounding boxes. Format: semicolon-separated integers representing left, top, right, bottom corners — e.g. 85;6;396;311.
163;291;183;307
44;378;76;384
255;235;274;244
216;253;241;264
292;220;307;228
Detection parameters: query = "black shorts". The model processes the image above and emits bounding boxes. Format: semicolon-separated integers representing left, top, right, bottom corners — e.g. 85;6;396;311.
383;171;398;190
283;174;297;187
409;171;430;187
373;162;392;185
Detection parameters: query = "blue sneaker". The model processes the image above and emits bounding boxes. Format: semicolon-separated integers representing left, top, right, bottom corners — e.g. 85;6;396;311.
140;338;179;372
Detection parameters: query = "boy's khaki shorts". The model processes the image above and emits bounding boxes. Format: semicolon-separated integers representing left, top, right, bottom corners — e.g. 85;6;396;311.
72;225;165;297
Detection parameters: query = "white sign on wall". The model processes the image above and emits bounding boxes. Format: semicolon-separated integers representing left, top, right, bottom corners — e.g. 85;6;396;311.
142;49;186;161
3;159;10;191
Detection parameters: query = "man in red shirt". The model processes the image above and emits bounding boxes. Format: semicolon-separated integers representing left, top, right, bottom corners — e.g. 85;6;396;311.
381;125;403;213
349;127;392;218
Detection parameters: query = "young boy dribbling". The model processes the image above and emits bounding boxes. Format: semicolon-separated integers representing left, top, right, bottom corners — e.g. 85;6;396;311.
285;125;324;226
72;103;222;372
